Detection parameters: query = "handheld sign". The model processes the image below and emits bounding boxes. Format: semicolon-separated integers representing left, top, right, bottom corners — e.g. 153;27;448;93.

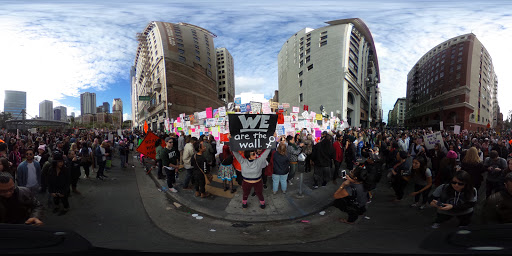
136;130;166;160
143;121;149;133
228;114;277;151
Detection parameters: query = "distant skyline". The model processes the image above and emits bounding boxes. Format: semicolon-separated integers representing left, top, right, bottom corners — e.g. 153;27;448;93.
1;0;511;123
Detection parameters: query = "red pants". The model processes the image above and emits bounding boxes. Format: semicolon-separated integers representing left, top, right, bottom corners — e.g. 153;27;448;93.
242;180;264;203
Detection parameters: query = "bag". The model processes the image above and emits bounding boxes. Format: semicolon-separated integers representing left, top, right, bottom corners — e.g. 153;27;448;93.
80;149;91;165
195;155;212;185
298;152;307;162
105;160;112;168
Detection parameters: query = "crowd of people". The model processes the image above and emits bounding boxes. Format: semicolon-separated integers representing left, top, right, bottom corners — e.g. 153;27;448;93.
0;129;135;224
2;126;512;229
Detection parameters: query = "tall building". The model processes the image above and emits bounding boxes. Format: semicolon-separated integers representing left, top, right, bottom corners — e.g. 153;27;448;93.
405;33;499;131
389;98;406;128
3;90;26;120
131;21;225;131
53;108;61;121
71;112;75;118
39;100;53;120
113;98;123;113
80;92;96;116
278;18;380;128
103;102;110;113
96;106;103;113
54;106;67;121
216;47;235;103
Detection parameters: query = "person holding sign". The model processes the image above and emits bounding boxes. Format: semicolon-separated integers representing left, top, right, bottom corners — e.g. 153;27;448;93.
230;133;272;209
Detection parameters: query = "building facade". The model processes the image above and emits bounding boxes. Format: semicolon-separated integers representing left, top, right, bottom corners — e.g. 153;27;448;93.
53;108;61;121
389;98;406;128
405;33;499;131
80;92;96;116
216;47;235;103
103;102;110;113
4;90;26;120
54;106;67;121
131;21;225;131
39;100;53;120
278;18;381;128
113;98;123;113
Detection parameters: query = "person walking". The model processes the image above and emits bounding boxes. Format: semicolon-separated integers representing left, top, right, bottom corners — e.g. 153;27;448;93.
66;150;81;195
286;135;303;186
312;134;335;189
16;149;41;195
178;132;185;166
191;140;210;198
79;142;92;179
94;141;108;180
155;138;165;180
390;151;411;202
47;152;71;215
182;136;196;190
332;135;344;184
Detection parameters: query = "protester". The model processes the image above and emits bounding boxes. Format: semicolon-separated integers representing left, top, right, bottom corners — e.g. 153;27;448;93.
390;151;411;202
178;132;185;165
302;134;314;173
182;136;196;190
94;141;108;180
332;135;344;184
79;142;93;178
429;170;477;228
483;150;508;198
48;152;71;216
218;144;236;193
161;137;179;193
409;157;432;209
272;142;289;194
233;146;271;209
286;135;303;186
483;172;512;224
67;150;81;195
155;138;164;180
436;150;458;186
461;147;485;190
16;149;41;195
333;166;370;224
0;172;44;225
190;140;210;198
312;134;335;189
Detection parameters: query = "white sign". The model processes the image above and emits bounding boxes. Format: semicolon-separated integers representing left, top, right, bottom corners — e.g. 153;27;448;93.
440;121;444;131
423;132;444;150
292;107;300;113
454;125;461;134
218;107;226;117
301;111;309;119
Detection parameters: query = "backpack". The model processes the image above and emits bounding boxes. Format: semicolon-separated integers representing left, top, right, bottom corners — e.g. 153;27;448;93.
80;148;91;164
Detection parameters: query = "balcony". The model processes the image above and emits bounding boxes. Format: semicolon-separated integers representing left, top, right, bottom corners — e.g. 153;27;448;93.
154;82;162;92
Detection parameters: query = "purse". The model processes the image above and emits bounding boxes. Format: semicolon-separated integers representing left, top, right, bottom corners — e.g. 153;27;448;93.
195;155;213;185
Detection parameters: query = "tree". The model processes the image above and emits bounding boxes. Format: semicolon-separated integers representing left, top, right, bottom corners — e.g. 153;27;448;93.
0;112;13;129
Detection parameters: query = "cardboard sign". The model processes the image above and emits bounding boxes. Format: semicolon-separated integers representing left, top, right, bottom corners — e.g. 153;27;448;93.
276;124;286;136
143;121;149;133
423;132;445;150
245;103;252;113
136;131;166;160
219;107;226;117
262;102;271;114
302;111;309;119
228;114;277;151
290;113;298;122
235;97;242;105
454;125;461;134
250;101;262;114
283;103;290;108
240;104;247;112
206;107;213;119
316;114;323;121
292;107;299;113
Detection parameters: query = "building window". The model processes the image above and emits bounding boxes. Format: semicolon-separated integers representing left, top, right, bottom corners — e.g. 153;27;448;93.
307;64;313;71
179;56;186;62
458;57;462;62
320;35;328;40
306;55;310;63
299;80;302;87
306;48;310;54
299;60;304;68
195;56;200;61
457;64;461;70
195;49;200;55
306;42;311;47
300;46;304;51
178;48;185;54
321;31;327;35
298;71;303;77
299;93;303;102
300;52;304;59
320;40;327;47
177;43;184;48
195;45;199;49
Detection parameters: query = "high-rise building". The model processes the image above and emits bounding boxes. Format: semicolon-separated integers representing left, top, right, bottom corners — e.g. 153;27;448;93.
54;106;67;121
131;21;225;131
278;18;380;128
53;108;61;121
103;102;110;113
389;98;406;128
80;92;96;116
96;106;103;113
216;47;235;103
113;98;123;113
71;112;75;118
3;90;26;120
405;33;499;131
39;100;53;120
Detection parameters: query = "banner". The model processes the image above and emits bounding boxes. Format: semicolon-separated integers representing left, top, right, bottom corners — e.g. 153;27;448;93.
136;131;166;160
228;114;278;151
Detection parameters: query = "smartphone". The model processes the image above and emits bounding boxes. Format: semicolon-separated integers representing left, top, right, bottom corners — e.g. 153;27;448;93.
341;170;347;179
436;201;446;207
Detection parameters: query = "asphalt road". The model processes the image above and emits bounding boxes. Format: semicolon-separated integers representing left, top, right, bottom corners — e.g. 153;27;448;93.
40;154;509;255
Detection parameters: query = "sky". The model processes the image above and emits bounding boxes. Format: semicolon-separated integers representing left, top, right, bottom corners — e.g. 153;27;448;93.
1;0;511;124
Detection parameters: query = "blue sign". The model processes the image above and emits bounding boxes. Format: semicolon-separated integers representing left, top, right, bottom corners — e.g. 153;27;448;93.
235;97;242;105
240;104;247;112
246;103;252;112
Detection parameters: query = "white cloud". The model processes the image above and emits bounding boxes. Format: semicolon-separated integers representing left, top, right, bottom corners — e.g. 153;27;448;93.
123;113;131;121
1;0;511;126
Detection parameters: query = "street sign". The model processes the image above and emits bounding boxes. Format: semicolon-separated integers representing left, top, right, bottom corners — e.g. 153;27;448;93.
139;96;151;101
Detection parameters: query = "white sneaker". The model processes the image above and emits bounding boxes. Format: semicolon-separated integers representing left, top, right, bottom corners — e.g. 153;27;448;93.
273;191;277;195
313;185;319;189
288;180;293;185
411;203;418;207
431;223;441;229
169;188;178;193
282;190;286;194
419;204;426;210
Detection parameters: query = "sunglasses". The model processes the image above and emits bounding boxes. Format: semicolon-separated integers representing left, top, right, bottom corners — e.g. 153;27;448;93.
451;181;465;186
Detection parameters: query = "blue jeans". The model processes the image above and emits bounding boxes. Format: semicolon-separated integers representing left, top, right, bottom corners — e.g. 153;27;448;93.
272;174;288;192
120;154;126;167
182;168;194;188
287;163;298;181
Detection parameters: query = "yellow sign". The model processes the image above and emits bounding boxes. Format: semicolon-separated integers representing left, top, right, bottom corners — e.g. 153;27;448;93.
316;114;322;120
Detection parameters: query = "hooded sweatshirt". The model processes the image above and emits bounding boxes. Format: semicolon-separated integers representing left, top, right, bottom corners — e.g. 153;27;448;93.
233;149;271;181
431;184;477;216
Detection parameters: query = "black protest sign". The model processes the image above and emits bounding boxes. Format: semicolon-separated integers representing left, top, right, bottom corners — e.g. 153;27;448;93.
228;114;278;151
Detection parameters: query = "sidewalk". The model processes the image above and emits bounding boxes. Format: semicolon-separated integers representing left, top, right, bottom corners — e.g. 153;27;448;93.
148;163;340;222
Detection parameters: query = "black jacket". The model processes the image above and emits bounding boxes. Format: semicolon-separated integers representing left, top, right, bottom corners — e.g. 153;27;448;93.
273;152;290;175
0;187;44;224
312;140;335;168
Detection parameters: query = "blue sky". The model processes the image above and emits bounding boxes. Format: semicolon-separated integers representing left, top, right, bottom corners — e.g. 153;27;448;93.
1;0;511;123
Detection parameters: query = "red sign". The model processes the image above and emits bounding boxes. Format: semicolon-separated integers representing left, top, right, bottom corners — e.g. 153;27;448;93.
136;131;165;160
144;121;149;133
